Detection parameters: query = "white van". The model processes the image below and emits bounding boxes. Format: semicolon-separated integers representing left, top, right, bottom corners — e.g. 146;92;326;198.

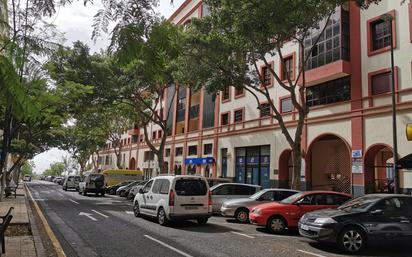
133;175;212;225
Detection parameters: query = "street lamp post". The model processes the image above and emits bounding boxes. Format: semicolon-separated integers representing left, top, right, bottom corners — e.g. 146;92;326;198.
387;15;400;194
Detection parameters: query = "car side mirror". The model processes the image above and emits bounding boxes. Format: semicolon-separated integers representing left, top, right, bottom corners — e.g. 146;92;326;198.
370;209;383;215
139;188;144;194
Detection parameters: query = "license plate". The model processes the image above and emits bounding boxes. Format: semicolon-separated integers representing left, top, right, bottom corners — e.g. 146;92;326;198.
301;224;309;231
185;206;198;210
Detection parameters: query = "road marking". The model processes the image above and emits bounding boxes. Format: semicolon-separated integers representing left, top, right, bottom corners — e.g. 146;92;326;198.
125;211;134;215
230;231;255;239
69;199;79;205
57;193;64;197
78;212;97;221
32;199;46;201
92;210;108;218
247;234;290;238
297;250;327;257
144;235;193;257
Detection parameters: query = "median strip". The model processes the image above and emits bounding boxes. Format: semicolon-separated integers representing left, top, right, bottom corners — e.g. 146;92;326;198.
144;235;193;257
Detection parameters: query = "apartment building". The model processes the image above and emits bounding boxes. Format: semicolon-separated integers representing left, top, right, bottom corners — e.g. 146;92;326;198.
98;0;412;196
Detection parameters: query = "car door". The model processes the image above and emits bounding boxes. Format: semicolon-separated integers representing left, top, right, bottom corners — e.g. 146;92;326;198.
140;180;154;215
212;185;234;212
289;194;327;226
147;179;163;216
367;197;412;238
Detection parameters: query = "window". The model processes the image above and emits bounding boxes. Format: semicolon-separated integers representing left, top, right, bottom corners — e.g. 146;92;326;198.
175;147;183;156
280;97;293;113
222;87;230;101
234;109;244;123
175;179;207;196
235;185;257;195
373;197;409;213
152;131;157;140
159;180;170;194
131;135;138;143
144;151;154;161
281;55;294;81
165;148;171;157
203;144;213;155
188;145;197;156
234;87;245;97
304;7;349;70
143;180;153;193
306;76;351;107
262;66;271;86
212;185;235;195
139;135;144;143
221;113;229;125
259;191;275;201
259;103;271;118
158;130;162;139
151;179;163;194
371;19;391;51
371;71;391;95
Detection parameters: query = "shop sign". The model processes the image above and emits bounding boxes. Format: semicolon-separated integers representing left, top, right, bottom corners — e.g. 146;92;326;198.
261;155;270;165
236;157;245;164
351;150;362;158
352;159;363;173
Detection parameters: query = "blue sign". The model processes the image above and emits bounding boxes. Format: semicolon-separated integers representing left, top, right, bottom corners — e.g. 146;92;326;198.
184;157;215;165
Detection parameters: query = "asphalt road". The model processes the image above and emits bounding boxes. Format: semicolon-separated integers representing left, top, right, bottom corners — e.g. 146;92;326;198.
26;181;409;257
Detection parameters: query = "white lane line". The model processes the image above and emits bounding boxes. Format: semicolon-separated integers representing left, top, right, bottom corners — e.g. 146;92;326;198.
69;199;79;205
230;231;255;239
247;234;290;238
297;250;327;257
144;235;193;257
92;210;108;218
125;211;134;215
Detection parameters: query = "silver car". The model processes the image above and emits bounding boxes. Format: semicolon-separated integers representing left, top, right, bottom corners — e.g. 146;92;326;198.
210;183;262;213
221;189;300;223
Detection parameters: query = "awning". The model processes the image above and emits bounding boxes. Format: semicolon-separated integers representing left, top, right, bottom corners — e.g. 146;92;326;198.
398;153;412;169
184;157;215;165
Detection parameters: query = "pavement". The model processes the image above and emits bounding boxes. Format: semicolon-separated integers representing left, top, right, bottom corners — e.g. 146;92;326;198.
24;180;410;257
0;185;42;257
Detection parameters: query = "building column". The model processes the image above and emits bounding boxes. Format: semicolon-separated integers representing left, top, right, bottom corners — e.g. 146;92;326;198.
212;93;220;178
182;87;191;174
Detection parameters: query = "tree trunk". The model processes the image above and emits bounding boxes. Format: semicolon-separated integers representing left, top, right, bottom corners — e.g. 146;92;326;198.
291;145;302;191
157;152;165;174
116;147;122;169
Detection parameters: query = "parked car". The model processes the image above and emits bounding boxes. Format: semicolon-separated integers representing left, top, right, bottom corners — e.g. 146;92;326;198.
298;194;412;253
221;189;300;223
117;181;141;197
62;175;81;191
106;181;133;195
23;175;32;182
78;173;106;196
53;177;64;185
206;178;232;187
210;183;262;213
249;191;352;233
133;175;212;225
127;180;148;200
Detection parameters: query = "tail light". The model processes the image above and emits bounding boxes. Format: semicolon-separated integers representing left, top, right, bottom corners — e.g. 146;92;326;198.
169;189;175;206
208;191;212;206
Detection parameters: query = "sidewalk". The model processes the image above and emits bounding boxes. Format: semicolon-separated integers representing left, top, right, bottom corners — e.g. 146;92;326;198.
0;184;44;257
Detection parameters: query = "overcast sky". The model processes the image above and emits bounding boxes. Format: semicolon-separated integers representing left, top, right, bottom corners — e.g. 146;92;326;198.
32;0;185;174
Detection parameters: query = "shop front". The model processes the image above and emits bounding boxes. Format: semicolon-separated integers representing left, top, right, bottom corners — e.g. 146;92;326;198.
184;157;215;176
235;145;270;188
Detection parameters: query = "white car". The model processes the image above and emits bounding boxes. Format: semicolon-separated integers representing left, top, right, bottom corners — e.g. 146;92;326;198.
133;175;212;225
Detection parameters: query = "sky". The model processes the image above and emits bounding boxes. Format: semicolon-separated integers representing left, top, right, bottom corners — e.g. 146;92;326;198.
32;0;185;174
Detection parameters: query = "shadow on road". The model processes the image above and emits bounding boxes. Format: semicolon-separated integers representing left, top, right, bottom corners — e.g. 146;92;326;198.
255;227;301;238
307;240;410;257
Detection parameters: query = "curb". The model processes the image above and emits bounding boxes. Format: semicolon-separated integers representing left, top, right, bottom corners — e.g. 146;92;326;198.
25;184;67;257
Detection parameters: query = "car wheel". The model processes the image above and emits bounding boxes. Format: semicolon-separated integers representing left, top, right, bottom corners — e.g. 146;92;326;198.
157;208;168;226
101;192;105;197
197;218;208;225
235;209;249;223
267;216;286;233
110;189;115;195
133;202;141;217
339;227;365;253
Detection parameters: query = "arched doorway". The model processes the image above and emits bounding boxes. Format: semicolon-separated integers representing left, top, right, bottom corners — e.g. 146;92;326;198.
364;144;394;194
307;134;351;194
129;158;136;170
278;150;293;188
174;165;182;175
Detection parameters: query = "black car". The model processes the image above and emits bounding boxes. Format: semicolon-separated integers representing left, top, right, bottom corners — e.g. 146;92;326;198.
298;194;412;253
106;181;133;195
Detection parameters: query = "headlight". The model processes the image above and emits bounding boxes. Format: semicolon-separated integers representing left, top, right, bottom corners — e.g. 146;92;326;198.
252;209;262;215
314;217;337;224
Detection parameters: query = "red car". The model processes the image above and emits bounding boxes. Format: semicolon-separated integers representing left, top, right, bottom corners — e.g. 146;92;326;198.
249;191;352;233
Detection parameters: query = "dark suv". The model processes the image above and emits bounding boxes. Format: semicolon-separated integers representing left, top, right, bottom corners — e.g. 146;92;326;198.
78;173;106;196
299;194;412;253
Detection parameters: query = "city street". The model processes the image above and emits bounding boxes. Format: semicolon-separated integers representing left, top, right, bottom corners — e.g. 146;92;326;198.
26;181;409;257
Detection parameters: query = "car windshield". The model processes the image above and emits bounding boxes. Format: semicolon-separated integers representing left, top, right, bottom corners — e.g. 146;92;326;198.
280;192;304;204
338;195;381;212
249;190;267;199
175;179;207;196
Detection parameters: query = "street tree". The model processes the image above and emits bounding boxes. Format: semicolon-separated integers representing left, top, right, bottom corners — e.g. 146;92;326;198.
176;0;382;190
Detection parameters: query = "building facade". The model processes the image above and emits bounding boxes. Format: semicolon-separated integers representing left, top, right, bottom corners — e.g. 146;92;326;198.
98;0;412;196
